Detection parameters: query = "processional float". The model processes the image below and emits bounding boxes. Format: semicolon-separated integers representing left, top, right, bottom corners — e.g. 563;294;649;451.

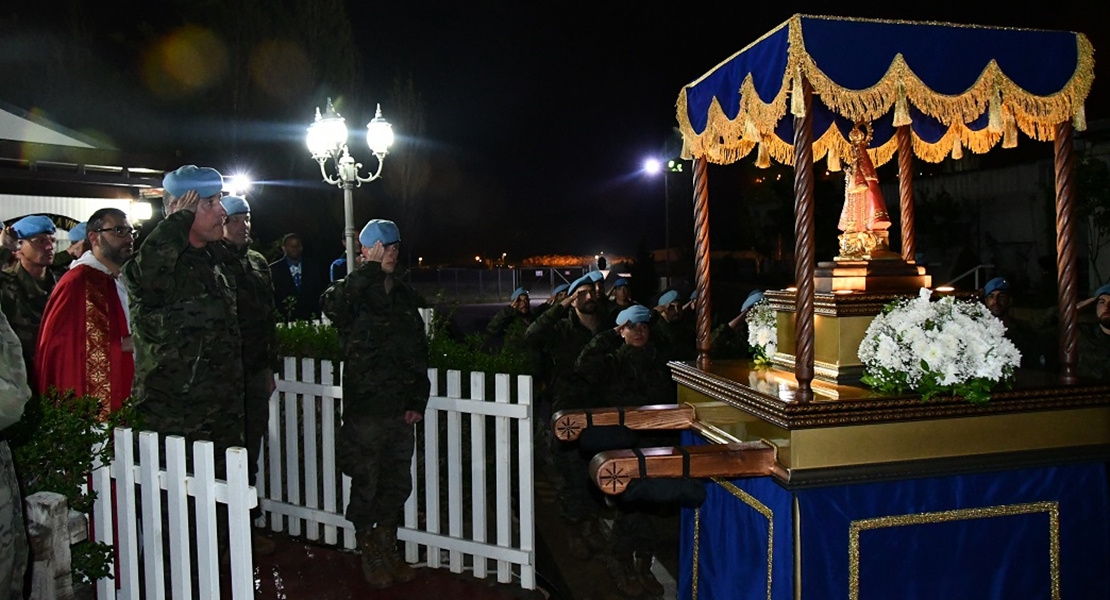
554;15;1107;599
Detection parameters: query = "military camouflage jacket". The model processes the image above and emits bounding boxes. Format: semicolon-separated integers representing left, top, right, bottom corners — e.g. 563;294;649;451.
121;211;244;436
0;309;31;431
225;244;279;375
0;262;60;378
1077;322;1110;381
524;303;601;411
320;262;429;419
575;329;674;408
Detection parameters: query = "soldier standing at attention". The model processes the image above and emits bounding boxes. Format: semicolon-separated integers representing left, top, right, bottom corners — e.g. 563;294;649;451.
0;215;65;384
122;165;245;475
321;218;427;589
220;195;279;555
0;309;31;599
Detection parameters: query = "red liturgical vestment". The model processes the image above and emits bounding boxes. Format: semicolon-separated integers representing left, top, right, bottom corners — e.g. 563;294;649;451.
35;262;134;419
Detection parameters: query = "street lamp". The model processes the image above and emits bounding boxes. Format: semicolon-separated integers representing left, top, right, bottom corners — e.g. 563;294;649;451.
643;158;670;287
307;97;395;270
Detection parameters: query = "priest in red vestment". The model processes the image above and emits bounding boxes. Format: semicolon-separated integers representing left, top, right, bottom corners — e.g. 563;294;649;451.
35;208;136;420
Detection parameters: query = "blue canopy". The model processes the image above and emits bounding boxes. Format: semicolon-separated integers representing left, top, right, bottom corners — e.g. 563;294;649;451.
677;15;1095;167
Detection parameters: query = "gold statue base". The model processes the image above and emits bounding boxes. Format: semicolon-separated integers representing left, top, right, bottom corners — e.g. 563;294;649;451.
815;259;931;294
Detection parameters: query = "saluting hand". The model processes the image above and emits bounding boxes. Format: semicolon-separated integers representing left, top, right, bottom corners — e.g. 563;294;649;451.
0;226;17;253
171;190;201;215
364;240;386;264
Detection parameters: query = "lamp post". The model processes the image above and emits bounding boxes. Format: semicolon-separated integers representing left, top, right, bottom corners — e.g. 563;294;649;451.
307;97;395;271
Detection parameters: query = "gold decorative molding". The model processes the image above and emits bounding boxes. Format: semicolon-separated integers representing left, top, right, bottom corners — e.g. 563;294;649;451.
848;501;1060;600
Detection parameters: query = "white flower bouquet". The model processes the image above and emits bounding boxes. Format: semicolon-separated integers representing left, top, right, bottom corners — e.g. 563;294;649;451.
746;299;777;367
857;288;1021;404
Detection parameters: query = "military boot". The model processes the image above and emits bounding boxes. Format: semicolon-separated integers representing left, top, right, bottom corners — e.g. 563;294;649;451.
607;552;645;598
373;525;417;583
358;530;394;588
582;518;608;553
634;552;664;597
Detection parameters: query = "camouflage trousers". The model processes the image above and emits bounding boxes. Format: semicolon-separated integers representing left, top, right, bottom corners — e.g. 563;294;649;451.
243;369;272;489
553;442;603;524
0;441;27;600
337;415;415;532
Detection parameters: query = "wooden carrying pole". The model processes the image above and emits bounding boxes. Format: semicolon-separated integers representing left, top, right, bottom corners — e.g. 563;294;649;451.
588;442;778;495
1055;121;1078;382
551;405;697;442
792;77;816;400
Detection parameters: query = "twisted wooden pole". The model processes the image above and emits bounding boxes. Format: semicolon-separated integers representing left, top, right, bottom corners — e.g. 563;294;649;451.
1054;122;1078;383
792;79;816;400
897;125;916;263
692;156;712;368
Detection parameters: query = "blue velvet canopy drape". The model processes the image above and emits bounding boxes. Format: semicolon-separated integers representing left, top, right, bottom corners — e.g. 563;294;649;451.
676;15;1094;167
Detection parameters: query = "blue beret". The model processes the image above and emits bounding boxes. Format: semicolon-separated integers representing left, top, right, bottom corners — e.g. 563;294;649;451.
689;290;698;301
983;277;1010;297
68;222;87;243
658;290;679;307
568;274;594;296
511;287;528;301
12;215;55;239
552;283;569;296
220;195;250;215
612;278;628;288
358;219;401;247
1094;283;1110;299
163;165;224;199
616;305;651;326
588;270;604;283
741;290;765;313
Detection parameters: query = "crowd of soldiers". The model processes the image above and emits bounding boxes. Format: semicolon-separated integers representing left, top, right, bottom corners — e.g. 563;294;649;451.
0;164;427;593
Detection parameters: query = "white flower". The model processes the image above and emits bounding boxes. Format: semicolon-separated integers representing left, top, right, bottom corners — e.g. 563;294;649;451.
858;292;1019;402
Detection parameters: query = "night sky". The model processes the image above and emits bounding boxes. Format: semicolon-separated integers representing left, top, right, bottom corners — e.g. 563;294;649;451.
1;2;1103;266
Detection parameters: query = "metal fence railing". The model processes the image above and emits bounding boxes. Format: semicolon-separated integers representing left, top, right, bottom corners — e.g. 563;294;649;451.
407;267;587;304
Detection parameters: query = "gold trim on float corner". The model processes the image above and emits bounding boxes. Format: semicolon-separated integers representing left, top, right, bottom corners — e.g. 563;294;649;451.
704;478;775;600
847;501;1060;600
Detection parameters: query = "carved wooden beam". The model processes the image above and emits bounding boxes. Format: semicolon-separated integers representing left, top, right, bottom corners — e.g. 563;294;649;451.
588;442;777;495
551;404;697;442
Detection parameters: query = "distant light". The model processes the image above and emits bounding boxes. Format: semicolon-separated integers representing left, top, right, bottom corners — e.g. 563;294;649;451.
475;255;481;262
643;158;662;175
224;173;252;195
935;286;955;293
130;200;154;222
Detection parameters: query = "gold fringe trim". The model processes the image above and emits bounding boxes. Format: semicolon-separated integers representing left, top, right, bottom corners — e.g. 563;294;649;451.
1074;103;1087;131
677;16;1095;165
951;136;964;160
893;79;912;127
756;140;772;168
988;85;1003;133
828;150;841;171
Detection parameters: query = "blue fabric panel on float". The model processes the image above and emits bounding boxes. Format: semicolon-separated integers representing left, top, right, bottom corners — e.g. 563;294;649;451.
679;430;1110;600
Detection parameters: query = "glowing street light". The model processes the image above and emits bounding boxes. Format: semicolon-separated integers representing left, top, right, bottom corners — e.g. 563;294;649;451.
307;97;394;270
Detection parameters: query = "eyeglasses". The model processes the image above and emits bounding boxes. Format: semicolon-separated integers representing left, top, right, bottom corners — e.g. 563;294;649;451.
94;226;138;238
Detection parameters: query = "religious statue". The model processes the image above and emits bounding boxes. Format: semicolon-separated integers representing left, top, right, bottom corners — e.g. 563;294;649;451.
836;122;898;260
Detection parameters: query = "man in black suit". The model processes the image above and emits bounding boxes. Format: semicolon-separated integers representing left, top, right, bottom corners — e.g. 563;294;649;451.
269;233;325;321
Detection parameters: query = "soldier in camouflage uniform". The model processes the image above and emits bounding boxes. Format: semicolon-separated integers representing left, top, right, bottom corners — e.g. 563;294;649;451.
525;273;607;560
53;222;88;270
1078;283;1110;381
320;219;427;588
576;304;675;597
220;196;279;555
0;215;66;385
122;166;245;475
0;308;31;598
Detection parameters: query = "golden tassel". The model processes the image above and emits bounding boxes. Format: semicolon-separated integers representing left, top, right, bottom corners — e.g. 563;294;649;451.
791;67;805;118
893;80;912;127
756;141;772;169
951;135;963;160
828;150;841;172
988;87;1003;133
743;115;760;142
1074;103;1087;131
1003;110;1019;149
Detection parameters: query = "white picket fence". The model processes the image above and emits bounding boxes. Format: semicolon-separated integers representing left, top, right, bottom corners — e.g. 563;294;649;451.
89;428;257;600
258;358;536;589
